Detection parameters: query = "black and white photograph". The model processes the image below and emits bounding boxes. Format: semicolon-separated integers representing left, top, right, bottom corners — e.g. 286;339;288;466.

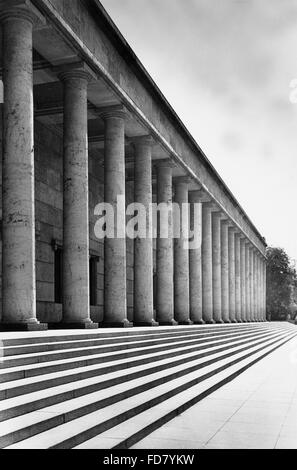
0;0;296;456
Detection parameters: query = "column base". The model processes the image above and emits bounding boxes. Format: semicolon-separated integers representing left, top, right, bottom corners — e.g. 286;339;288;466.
158;320;178;326
0;322;48;331
178;320;193;325
193;320;205;325
231;319;238;323
222;319;231;323
133;320;159;327
205;320;216;324
214;319;224;324
100;320;133;328
236;319;243;323
49;322;98;330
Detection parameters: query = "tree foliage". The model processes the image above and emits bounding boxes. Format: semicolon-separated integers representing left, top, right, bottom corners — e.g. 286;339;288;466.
266;247;297;320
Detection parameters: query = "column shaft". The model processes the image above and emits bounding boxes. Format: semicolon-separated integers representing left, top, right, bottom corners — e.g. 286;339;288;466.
202;204;214;323
189;193;203;324
221;222;230;323
60;69;96;328
1;9;46;329
174;180;192;324
156;165;176;325
263;258;267;321
240;238;247;322
235;234;242;322
249;247;254;321
245;243;251;321
256;254;261;321
102;110;130;327
228;228;236;322
212;213;223;323
133;137;157;326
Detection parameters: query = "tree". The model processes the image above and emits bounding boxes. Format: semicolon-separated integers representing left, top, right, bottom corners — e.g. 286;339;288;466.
266;247;297;321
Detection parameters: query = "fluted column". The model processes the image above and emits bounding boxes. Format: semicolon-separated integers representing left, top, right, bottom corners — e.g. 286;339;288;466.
202;203;215;323
228;227;236;323
212;212;223;323
59;66;97;328
189;192;203;324
133;136;157;326
221;221;230;323
245;242;251;321
156;163;176;325
174;178;192;324
240;237;247;322
234;233;242;322
101;107;131;327
0;5;46;330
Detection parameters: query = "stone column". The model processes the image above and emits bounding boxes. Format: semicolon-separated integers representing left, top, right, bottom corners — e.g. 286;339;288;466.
101;107;131;327
228;227;236;323
235;233;242;322
59;66;97;328
202;203;215;323
249;247;254;322
262;257;267;321
221;221;230;323
259;257;263;321
258;256;262;321
240;237;247;322
189;192;203;324
245;242;251;321
156;162;176;325
212;212;223;323
133;136;157;326
0;5;46;330
256;254;260;321
174;178;192;325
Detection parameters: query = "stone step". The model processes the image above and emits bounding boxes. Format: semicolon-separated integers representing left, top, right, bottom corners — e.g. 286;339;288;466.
0;327;270;394
0;325;265;370
1;324;255;347
0;327;264;385
78;336;292;450
0;328;279;420
0;326;289;446
2;325;264;357
4;329;295;449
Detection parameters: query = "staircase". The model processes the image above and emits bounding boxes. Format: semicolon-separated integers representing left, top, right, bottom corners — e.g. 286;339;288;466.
0;322;296;449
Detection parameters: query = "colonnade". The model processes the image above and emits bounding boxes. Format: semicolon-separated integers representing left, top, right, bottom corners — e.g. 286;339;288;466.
0;4;266;330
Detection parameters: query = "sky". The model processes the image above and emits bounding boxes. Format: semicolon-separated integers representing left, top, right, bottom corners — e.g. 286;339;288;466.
100;0;297;263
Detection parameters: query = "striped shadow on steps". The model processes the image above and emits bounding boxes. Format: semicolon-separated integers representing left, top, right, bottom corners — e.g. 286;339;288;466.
0;323;295;449
0;328;281;421
0;324;296;448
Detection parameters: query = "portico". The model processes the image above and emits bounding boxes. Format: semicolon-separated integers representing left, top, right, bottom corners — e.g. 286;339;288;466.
0;0;267;331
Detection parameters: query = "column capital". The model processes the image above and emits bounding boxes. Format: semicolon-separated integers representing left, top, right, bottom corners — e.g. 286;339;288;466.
190;189;212;203
97;104;126;121
153;158;176;169
0;0;45;26
221;219;232;227
173;175;192;186
129;135;154;149
56;62;96;84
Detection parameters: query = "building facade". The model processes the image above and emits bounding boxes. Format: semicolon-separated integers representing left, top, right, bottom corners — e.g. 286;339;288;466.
0;0;267;331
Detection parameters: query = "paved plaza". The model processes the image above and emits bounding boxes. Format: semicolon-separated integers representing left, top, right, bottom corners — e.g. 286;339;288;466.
133;331;297;449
